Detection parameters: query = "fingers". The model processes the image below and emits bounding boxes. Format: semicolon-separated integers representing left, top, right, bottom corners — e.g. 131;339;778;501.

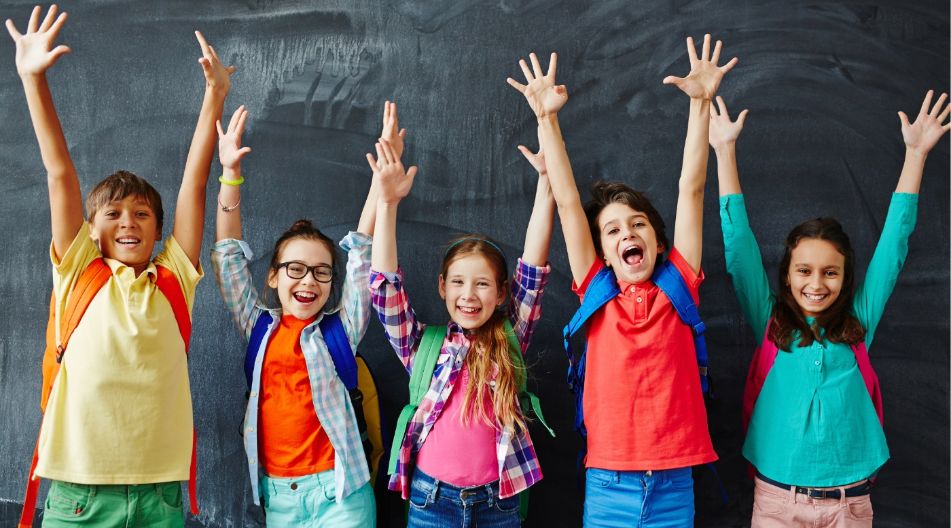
715;95;728;117
701;34;711;62
710;39;722;65
365;153;379;172
518;58;533;82
374;142;385;167
506;77;526;93
379;139;397;164
382;100;390;128
225;65;237;75
194;30;211;56
719;57;739;74
208;44;220;63
390;100;399;126
399;128;407;138
39;4;57;32
48;11;67;40
529;52;543;79
216;119;225;138
232;105;248;135
405;166;418;181
662;75;683;86
5;19;21;40
27;5;40;34
737;109;749;127
517;145;534;160
929;92;947;118
937;101;951;123
237;146;252;157
919;89;933;116
547;52;557;79
897;111;910;129
685;36;698;67
49;44;70;62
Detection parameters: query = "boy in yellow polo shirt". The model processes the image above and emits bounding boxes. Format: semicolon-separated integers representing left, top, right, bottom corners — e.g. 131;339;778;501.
7;5;234;527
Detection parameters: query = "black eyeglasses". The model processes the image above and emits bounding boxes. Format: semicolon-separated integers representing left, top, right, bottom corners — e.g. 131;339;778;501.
276;261;334;283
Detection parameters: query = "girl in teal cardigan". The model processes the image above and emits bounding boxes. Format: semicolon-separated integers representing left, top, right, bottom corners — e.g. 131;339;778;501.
709;91;948;527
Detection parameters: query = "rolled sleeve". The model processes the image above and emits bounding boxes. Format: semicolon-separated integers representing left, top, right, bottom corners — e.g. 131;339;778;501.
509;258;551;352
211;239;265;341
369;268;423;372
337;231;373;351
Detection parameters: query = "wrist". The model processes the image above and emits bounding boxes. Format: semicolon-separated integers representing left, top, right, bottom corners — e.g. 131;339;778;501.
222;166;241;178
904;147;929;162
19;71;47;85
713;142;737;153
537;114;559;127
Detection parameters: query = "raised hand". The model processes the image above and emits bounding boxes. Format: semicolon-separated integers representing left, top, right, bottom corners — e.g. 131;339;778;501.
663;34;738;100
708;96;749;149
380;100;407;160
195;30;236;93
367;140;417;204
899;90;951;156
507;52;568;118
6;5;70;77
216;105;251;170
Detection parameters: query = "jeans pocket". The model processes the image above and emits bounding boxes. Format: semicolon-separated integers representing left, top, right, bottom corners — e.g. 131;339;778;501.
408;480;432;510
667;468;695;491
587;468;616;489
752;489;786;516
45;482;90;517
156;483;183;513
846;497;874;520
494;494;521;514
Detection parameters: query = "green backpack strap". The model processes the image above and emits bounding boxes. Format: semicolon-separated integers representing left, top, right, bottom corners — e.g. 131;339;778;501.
388;325;447;476
504;321;555;438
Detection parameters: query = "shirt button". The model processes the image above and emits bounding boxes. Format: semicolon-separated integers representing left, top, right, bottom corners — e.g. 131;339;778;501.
630;287;636;294
250;391;257;398
290;483;298;490
246;426;253;432
636;297;643;303
249;458;256;464
814;361;821;366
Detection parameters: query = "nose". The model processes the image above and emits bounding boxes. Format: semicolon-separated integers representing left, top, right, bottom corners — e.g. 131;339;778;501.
119;210;137;228
460;283;477;300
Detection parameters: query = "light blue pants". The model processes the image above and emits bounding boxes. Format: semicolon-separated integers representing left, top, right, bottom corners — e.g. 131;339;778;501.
583;467;695;528
260;470;375;528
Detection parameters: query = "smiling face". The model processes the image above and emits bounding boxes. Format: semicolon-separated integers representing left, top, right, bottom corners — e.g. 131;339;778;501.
785;238;845;317
439;253;505;331
89;194;160;274
596;202;665;284
267;237;334;320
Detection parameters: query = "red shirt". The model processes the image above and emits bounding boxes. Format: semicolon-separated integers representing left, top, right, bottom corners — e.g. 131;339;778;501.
259;314;335;477
573;248;717;470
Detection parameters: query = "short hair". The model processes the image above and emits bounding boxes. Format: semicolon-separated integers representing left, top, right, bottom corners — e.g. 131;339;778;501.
85;170;164;233
582;181;668;257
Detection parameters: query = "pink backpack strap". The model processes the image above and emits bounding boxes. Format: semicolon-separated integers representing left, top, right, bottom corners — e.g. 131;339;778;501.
741;321;779;433
851;342;883;426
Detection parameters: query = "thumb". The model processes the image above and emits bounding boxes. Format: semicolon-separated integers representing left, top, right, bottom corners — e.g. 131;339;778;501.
517;145;533;160
662;75;682;86
406;166;418;184
50;45;71;61
737;109;749;127
226;65;237;75
897;111;910;128
215;119;225;137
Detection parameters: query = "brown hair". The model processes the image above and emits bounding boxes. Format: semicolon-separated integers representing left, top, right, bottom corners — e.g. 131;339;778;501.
266;219;339;309
441;235;527;432
85;170;164;233
770;217;865;350
583;181;668;257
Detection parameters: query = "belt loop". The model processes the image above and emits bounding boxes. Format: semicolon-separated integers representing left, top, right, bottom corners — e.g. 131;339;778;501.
485;483;495;508
88;484;97;499
838;485;848;506
788;484;797;504
429;478;440;505
614;471;621;484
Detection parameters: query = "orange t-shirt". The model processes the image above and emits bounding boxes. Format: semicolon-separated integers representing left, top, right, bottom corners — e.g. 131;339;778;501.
259;314;335;477
573;248;717;470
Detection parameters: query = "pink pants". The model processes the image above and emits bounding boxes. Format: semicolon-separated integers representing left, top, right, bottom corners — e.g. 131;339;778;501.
751;476;873;528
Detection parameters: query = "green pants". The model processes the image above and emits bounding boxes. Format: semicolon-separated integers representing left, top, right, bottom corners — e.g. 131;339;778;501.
42;480;184;528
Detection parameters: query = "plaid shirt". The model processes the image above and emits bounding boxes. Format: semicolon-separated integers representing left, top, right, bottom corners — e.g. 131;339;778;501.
369;259;550;499
211;233;372;504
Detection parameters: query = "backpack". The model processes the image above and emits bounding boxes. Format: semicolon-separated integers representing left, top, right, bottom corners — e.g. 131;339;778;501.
742;320;883;432
245;311;389;486
562;259;711;439
20;258;196;528
389;321;554;522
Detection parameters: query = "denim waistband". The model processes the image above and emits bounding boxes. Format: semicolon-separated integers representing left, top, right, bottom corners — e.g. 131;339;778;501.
262;469;334;495
412;467;502;506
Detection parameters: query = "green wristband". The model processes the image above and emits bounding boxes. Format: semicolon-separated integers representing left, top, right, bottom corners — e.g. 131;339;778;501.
219;175;245;186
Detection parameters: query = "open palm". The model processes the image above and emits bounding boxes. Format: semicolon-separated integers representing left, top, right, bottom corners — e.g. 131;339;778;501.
708;96;749;148
899;90;951;155
6;5;70;77
367;140;417;204
663;34;738;100
507;52;568;118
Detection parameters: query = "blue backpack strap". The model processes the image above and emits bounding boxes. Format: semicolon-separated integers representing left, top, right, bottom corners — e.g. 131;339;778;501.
652;259;710;393
561;266;620;438
245;312;273;390
318;312;358;391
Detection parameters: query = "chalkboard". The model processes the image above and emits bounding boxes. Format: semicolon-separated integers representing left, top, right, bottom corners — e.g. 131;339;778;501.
0;1;947;527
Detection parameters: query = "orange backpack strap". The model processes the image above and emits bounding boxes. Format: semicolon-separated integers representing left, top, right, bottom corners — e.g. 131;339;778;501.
22;258;112;528
154;264;198;515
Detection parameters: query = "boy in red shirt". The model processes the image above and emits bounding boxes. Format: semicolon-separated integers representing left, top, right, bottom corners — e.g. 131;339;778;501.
507;35;737;526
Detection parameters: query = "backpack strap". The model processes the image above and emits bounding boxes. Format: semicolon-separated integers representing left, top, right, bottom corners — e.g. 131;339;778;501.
388;325;445;476
562;266;620;391
504;321;554;437
245;312;274;389
651;259;710;393
851;342;883;426
318;312;357;390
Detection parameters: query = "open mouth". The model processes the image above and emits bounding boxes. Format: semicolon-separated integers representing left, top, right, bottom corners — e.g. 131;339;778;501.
457;306;482;316
293;291;317;304
116;237;141;247
621;245;644;267
802;292;828;302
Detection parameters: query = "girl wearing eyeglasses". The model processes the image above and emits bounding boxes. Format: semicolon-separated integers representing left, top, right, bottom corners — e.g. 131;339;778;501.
209;102;408;527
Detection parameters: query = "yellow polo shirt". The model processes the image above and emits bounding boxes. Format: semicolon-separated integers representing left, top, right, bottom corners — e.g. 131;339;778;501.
36;222;202;484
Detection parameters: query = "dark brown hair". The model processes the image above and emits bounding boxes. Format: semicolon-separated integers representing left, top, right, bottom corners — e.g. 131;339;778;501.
770;217;865;350
267;219;339;308
441;235;526;432
85;170;163;233
583;181;668;257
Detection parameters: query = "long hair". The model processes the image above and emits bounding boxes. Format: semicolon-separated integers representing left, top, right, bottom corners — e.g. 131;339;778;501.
770;217;865;350
266;219;339;310
441;235;527;432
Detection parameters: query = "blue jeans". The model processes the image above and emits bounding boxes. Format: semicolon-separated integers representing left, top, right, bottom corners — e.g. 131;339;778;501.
260;470;375;528
583;467;695;528
407;468;520;528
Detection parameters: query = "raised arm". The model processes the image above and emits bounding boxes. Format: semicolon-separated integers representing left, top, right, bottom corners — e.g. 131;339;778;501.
507;52;596;285
896;90;950;194
357;101;408;236
708;96;749;196
173;31;235;266
214;106;250;242
370;140;417;273
7;5;82;259
517;136;556;266
662;34;738;273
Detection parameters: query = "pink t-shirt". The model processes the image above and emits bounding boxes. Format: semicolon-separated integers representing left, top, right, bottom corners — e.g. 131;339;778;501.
416;364;499;486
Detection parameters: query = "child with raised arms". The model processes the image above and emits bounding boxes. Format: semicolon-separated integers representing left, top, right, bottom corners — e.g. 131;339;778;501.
710;91;949;527
7;4;234;526
368;130;556;526
506;35;737;526
210;102;409;527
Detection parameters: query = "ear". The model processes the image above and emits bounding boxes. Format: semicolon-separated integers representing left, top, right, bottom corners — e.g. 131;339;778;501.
267;268;279;289
657;241;666;255
497;281;508;306
438;274;446;300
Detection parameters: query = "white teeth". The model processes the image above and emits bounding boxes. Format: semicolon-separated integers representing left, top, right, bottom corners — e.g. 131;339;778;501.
293;291;317;302
803;292;827;301
458;306;480;314
117;238;139;244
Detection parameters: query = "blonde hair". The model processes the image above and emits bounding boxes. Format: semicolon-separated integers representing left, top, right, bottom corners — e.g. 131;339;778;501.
441;236;527;432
